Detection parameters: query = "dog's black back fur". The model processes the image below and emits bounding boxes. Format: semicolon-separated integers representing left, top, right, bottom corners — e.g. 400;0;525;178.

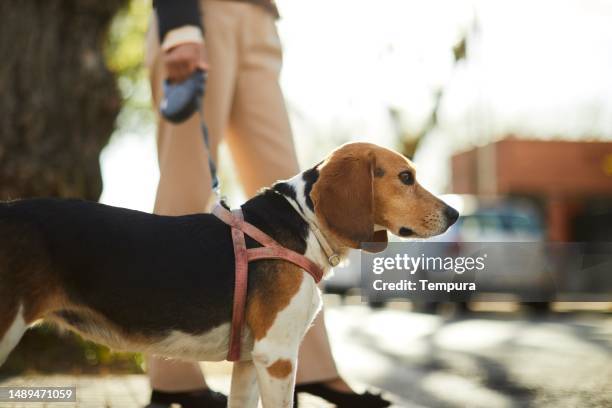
0;188;308;338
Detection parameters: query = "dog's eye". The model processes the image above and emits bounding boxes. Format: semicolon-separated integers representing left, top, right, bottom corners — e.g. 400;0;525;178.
399;171;414;185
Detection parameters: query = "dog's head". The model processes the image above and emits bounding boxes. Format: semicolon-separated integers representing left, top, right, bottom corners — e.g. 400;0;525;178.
309;142;458;251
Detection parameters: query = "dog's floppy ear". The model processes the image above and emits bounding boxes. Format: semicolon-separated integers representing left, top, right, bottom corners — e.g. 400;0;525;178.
312;148;385;250
364;230;388;253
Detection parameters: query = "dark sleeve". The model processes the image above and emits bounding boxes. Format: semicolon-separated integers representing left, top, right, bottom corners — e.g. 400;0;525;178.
153;0;203;42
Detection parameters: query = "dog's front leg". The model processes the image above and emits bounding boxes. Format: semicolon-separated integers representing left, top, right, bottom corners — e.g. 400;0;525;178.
228;360;259;408
252;345;298;408
251;279;322;407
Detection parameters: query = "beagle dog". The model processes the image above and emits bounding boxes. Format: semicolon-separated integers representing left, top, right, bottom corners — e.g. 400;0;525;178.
0;142;458;407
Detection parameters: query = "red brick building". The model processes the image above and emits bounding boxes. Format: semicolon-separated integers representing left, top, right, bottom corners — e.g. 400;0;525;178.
451;139;612;241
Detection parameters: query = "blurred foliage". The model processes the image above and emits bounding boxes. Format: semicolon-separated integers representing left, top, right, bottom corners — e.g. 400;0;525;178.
106;0;150;80
0;325;143;378
106;0;155;139
397;34;469;159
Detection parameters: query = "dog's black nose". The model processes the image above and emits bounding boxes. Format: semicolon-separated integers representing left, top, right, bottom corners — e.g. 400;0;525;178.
444;205;459;226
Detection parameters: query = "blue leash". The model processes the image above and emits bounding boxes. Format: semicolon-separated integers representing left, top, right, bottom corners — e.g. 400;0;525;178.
160;70;220;196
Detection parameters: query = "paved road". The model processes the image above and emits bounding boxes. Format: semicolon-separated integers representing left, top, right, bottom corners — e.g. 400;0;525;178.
1;303;611;407
326;304;612;408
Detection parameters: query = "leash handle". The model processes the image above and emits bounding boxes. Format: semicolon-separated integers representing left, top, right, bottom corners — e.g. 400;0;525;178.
160;70;221;198
160;70;206;123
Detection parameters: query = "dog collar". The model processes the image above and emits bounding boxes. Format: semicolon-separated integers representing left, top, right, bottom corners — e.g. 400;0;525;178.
212;203;324;361
306;219;341;267
281;196;341;267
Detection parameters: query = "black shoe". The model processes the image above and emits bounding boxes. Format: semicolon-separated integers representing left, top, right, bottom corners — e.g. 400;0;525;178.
294;382;391;408
144;388;227;408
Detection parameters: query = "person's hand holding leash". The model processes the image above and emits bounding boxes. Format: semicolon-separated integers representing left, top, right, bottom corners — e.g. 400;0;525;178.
163;42;208;83
160;43;208;124
159;43;218;193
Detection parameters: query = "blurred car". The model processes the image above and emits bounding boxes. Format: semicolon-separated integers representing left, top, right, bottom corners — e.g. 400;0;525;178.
416;195;552;311
434;194;544;243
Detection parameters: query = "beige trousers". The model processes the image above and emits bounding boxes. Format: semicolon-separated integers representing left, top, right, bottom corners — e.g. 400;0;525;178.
145;0;338;389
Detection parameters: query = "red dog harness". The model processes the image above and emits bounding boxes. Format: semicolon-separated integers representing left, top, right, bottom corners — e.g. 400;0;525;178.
212;203;324;361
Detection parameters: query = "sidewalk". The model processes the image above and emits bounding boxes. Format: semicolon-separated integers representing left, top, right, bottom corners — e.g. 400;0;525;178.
0;374;149;408
0;368;343;408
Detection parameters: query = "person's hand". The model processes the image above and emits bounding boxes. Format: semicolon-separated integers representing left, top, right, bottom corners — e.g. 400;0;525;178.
163;43;208;83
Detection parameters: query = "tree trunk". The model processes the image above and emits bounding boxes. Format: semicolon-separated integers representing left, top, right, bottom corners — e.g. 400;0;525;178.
0;0;126;200
0;0;138;377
